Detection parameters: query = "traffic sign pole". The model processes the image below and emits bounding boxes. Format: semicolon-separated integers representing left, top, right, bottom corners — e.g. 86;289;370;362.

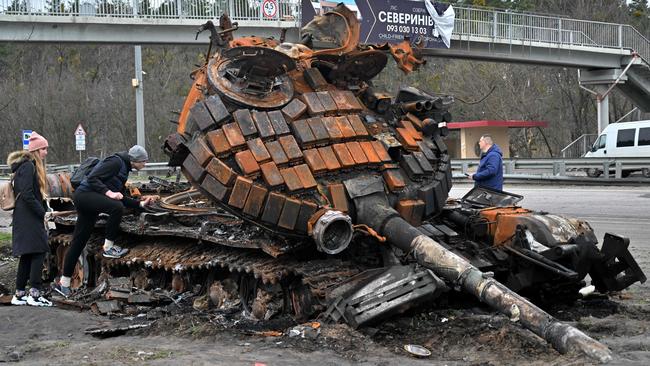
75;123;87;163
22;130;32;150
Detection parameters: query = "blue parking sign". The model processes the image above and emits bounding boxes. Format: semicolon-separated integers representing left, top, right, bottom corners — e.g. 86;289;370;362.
22;130;32;150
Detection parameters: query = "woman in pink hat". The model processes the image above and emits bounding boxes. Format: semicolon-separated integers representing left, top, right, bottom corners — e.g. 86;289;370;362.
6;131;53;306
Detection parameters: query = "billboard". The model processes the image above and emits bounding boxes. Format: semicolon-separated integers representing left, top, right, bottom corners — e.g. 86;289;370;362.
301;0;454;49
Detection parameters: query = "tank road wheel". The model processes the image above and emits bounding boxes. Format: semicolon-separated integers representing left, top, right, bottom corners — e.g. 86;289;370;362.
642;168;650;178
42;252;58;284
55;245;92;289
238;275;286;320
239;275;258;315
289;283;318;322
586;168;602;178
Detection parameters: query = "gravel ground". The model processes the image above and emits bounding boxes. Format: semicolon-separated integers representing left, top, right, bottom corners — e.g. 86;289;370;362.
0;184;648;365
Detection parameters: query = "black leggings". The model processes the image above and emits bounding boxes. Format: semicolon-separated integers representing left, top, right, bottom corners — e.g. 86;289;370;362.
16;252;46;292
63;191;124;278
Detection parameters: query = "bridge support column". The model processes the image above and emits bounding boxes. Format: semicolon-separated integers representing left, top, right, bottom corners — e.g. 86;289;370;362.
134;46;146;150
595;85;610;135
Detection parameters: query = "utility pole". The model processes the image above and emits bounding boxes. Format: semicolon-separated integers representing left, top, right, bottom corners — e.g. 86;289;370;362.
134;45;145;149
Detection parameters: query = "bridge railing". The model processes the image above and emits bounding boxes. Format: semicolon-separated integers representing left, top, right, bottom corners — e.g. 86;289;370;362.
1;1;647;61
0;0;300;23
453;6;649;63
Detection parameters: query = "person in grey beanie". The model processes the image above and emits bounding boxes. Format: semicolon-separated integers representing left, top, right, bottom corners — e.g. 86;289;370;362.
54;145;154;297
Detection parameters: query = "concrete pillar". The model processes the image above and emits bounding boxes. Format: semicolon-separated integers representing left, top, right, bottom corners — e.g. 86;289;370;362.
134;46;145;150
595;85;609;134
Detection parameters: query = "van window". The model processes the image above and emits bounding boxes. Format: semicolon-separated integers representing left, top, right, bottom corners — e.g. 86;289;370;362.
595;134;606;149
616;129;636;147
639;128;650;146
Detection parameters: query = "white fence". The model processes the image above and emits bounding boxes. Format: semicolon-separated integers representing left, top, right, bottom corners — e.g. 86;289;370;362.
453;6;649;63
0;0;300;22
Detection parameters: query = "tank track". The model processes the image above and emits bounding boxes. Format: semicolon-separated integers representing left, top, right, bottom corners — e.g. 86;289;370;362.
47;230;370;318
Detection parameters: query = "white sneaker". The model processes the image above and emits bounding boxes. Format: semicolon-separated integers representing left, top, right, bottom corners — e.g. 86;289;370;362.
11;295;27;306
103;245;129;259
26;295;53;307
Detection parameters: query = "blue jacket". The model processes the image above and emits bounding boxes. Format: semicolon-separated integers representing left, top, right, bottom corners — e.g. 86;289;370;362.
473;144;504;191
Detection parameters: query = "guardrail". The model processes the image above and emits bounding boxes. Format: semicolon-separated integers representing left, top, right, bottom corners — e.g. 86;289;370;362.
1;158;648;179
0;162;175;176
0;0;301;23
453;157;650;179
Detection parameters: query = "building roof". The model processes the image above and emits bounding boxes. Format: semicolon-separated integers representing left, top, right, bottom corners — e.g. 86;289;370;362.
447;120;548;129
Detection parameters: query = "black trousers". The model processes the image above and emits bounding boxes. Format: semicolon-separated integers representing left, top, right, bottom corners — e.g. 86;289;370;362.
16;252;46;292
63;191;123;278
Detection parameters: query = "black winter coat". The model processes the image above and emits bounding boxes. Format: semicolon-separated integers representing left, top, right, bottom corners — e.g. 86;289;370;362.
76;152;140;209
8;151;48;257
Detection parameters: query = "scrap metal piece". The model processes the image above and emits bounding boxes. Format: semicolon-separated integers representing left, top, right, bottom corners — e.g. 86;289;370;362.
91;300;122;315
403;344;432;358
302;3;360;56
387;40;426;73
462;186;524;208
351;189;614;363
326;50;388;83
85;323;152;338
590;233;647;292
324;265;446;328
207;47;296;109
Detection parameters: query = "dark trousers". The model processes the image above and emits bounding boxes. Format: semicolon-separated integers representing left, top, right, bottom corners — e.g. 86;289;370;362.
63;191;123;278
16;252;46;292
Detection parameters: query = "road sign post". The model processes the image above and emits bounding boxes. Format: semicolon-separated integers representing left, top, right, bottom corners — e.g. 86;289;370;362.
75;123;86;163
22;130;32;150
262;0;278;19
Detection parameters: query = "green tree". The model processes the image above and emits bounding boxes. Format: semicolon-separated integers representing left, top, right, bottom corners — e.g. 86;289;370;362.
5;0;28;13
45;0;65;14
629;0;649;16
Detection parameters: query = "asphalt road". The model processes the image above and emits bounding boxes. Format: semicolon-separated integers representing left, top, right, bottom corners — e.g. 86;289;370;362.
451;183;650;281
451;183;650;245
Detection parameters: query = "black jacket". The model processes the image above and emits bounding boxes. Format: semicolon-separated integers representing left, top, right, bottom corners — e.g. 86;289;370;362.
7;151;48;256
76;152;140;208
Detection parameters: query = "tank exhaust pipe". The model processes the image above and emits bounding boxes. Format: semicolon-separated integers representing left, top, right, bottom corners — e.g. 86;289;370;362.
401;101;424;113
346;177;612;363
310;210;354;255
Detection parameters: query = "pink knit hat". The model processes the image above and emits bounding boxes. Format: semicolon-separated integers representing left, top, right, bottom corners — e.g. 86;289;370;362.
28;131;49;152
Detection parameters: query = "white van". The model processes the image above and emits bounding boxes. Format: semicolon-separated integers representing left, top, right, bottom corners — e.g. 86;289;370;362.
584;120;650;178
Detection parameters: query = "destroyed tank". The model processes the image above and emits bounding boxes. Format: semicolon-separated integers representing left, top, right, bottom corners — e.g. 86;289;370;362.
45;4;645;362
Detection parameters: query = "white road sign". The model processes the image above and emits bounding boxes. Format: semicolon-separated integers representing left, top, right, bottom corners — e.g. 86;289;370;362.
75;123;86;151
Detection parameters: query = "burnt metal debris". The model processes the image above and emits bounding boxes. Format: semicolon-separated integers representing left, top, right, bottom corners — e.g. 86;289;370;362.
43;4;645;363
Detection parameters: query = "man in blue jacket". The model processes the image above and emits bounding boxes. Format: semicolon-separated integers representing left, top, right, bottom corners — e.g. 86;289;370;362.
470;134;504;191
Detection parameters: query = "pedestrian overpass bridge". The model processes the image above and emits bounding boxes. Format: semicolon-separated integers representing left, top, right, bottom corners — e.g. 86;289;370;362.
1;0;649;129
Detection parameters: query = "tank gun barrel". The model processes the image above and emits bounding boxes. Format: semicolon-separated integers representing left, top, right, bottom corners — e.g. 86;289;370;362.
348;181;612;363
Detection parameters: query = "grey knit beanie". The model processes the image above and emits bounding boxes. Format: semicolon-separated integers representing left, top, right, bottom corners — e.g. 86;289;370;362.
128;145;149;162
